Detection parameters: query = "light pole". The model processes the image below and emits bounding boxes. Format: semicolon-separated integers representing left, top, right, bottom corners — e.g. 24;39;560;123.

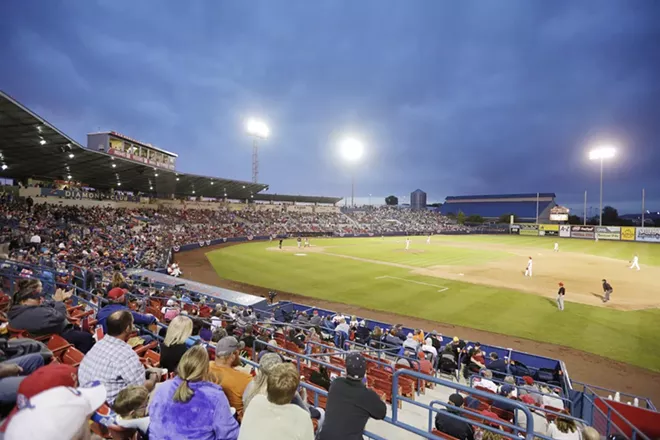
246;118;270;183
588;146;616;226
369;193;372;205
339;137;364;207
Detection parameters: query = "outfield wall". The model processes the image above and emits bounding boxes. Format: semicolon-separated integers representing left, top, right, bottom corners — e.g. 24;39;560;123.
511;224;660;243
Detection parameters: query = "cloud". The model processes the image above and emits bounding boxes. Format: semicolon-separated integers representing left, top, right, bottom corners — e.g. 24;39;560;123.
0;0;658;211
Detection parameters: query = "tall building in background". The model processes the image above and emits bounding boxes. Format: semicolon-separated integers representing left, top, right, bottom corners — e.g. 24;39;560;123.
410;189;427;210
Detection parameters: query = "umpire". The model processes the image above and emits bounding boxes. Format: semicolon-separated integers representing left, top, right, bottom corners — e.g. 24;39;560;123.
602;279;613;303
557;282;565;311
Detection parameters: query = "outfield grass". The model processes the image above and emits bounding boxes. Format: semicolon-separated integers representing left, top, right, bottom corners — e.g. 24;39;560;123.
206;236;660;372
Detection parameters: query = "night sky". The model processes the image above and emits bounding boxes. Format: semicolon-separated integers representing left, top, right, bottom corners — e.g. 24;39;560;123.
1;1;659;213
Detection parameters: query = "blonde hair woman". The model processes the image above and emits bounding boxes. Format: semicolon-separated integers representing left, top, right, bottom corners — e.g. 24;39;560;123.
160;315;193;374
110;271;129;290
148;345;239;440
547;414;582;440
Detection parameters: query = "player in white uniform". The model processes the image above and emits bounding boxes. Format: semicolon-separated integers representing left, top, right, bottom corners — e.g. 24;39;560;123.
630;254;640;271
304;238;309;248
297;237;302;249
426;234;431;244
405;237;410;250
553;242;559;252
524;257;533;277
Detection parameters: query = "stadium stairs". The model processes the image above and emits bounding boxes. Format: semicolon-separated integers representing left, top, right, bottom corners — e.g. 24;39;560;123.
1;258;658;439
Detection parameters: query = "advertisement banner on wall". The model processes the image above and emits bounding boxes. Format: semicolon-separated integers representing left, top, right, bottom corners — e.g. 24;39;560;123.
539;224;559;236
596;226;621;240
518;224;539;236
621;227;636;241
559;225;571;238
510;225;521;235
571;225;595;239
636;227;660;243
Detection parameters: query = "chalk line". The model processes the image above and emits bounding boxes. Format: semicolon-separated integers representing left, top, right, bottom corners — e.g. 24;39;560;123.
375;275;449;292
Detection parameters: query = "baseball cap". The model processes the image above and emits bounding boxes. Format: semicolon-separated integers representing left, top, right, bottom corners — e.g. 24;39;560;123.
452;336;459;343
108;287;127;301
345;352;367;380
523;376;534;385
215;336;244;356
500;384;515;395
5;382;107;440
448;393;464;407
0;364;79;433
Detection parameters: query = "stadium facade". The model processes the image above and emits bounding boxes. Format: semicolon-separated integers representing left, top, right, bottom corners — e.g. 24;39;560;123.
441;193;557;222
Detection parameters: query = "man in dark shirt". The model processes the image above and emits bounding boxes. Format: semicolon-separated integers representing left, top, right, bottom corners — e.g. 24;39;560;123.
557;282;566;310
319;352;386;440
435;393;474;440
602;279;613;303
491;385;517;413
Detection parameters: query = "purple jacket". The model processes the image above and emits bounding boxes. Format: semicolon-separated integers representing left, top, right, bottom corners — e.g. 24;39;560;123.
148;377;239;440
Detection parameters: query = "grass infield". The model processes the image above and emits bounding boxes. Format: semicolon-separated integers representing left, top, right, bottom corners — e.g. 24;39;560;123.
206;235;660;372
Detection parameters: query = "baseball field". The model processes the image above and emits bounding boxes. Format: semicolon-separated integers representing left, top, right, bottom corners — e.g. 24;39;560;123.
203;235;660;373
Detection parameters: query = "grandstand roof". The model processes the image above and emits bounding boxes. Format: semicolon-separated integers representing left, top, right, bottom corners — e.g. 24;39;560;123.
252;193;342;204
445;193;556;201
0;90;266;199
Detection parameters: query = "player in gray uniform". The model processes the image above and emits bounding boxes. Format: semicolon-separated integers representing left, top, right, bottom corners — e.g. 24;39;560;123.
602;279;613;303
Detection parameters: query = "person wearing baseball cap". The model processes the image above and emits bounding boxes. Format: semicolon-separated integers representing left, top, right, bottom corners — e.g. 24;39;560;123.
557;282;566;311
318;352;386;440
96;286;156;334
0;363;79;433
208;336;252;415
5;382;107;440
434;393;474;440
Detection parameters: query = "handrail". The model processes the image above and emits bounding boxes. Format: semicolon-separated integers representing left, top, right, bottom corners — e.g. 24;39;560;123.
582;386;652;440
393;369;536;440
468;374;573;407
573;380;655;411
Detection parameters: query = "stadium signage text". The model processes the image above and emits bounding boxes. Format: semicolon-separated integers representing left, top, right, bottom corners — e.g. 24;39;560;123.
549;205;570;222
559;225;571;238
595;226;621;240
517;224;539;236
538;224;558;236
40;188;139;202
571;225;595;239
621;227;636;241
636;227;660;243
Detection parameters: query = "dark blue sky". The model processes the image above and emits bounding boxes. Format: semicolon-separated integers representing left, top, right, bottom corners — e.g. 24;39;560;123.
1;1;659;212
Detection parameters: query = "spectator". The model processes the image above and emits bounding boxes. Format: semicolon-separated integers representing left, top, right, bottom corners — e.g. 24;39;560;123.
476;370;499;393
8;278;95;353
309;365;332;391
491;385;517;413
0;355;45;407
96;287;156;334
434;393;474;440
319;352;386;440
402;333;419;351
241;327;256;351
355;321;370;344
149;345;239;440
546;414;581;440
208;336;252;416
160;315;193;374
519;376;543;406
412;328;425;345
4;382;107;440
108;271;130;293
309;310;321;326
421;337;438;359
428;331;442;352
112;385;151;435
79;310;158;404
239;363;315;440
582;426;600;440
498;376;518;398
487;352;507;374
417;351;434;375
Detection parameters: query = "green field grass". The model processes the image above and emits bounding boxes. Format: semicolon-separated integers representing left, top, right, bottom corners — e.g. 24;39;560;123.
206;236;660;372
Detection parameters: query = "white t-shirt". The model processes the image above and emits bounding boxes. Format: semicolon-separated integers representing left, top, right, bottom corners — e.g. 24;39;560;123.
30;235;41;244
238;394;314;440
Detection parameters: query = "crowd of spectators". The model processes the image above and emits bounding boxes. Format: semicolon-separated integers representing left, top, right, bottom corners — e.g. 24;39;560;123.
344;206;467;234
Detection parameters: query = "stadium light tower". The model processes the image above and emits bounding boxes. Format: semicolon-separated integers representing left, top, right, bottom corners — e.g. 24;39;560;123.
339;137;364;207
589;145;616;226
246;118;270;183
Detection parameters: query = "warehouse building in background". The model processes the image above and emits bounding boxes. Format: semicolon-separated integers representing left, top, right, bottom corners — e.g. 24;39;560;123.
440;193;557;222
410;189;427;210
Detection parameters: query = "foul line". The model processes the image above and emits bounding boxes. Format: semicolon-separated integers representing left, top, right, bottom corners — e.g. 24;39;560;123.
375;275;449;292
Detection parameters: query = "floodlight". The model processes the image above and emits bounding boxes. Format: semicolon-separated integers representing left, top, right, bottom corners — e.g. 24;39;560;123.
1;164;7;170
39;139;46;145
67;174;72;180
246;119;270;139
68;153;75;159
589;146;616;161
112;163;116;168
340;138;364;162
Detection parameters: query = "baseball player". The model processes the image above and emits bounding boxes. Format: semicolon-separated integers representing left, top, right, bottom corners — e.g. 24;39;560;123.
602;279;613;303
297;237;302;249
557;282;565;311
278;239;283;249
426;234;431;244
304;237;309;248
524;257;533;277
630;254;640;271
553;242;559;252
405;237;410;250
